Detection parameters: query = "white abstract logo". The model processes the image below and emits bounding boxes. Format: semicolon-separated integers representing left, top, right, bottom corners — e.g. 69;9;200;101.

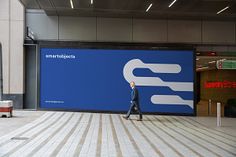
123;59;193;109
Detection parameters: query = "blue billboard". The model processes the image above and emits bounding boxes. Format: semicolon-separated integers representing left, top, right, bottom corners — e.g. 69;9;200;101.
40;48;194;114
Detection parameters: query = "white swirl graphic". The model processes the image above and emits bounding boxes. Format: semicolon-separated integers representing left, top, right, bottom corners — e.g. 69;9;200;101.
123;59;193;109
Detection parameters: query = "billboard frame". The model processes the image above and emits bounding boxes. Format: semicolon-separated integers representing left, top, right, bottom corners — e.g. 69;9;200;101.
35;41;196;116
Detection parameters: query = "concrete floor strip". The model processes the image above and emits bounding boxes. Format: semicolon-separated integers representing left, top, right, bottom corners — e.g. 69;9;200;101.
0;112;236;157
109;115;122;157
130;120;164;157
118;115;144;157
72;114;93;157
111;114;137;157
164;116;236;157
152;116;221;157
56;113;91;157
101;114;116;157
172;116;236;147
50;113;84;156
0;112;54;147
143;117;185;157
30;113;82;157
181;116;236;140
0;112;64;156
8;113;73;157
146;115;216;157
96;115;102;157
78;114;100;157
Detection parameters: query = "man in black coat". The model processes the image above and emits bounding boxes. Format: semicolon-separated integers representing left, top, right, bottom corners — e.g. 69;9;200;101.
123;81;143;121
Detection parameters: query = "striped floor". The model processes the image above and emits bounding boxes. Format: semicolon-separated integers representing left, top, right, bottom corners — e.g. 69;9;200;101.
0;112;236;157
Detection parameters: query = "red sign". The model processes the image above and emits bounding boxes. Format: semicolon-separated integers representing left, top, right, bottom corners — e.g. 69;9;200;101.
204;81;236;88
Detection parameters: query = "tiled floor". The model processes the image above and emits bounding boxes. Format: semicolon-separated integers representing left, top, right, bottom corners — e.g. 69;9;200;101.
0;110;46;137
0;111;236;157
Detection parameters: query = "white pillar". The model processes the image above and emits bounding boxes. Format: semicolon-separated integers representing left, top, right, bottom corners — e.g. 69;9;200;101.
217;102;221;127
0;0;24;94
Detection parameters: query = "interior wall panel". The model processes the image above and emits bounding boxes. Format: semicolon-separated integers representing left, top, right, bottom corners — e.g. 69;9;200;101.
26;12;58;40
59;17;96;41
97;17;132;42
202;21;235;44
133;19;167;42
168;20;202;43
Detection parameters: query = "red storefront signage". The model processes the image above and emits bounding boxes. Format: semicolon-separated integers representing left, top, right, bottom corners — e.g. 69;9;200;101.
204;81;236;88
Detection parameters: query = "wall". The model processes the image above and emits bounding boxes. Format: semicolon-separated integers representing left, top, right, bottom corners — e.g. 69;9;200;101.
26;10;236;46
0;0;24;108
200;70;236;104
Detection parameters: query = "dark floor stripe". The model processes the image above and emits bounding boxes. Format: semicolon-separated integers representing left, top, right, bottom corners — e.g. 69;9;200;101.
2;112;66;157
109;115;122;157
118;116;144;157
171;116;236;149
131;120;165;157
181;116;236;140
0;112;55;148
51;113;84;156
73;114;93;157
165;116;236;156
152;116;221;157
96;114;102;157
143;117;185;157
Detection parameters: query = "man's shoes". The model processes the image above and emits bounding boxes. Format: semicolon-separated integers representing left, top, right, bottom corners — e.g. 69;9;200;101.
137;119;142;121
123;116;129;120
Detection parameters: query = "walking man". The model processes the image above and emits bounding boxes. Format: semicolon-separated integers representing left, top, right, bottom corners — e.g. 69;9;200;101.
123;81;143;121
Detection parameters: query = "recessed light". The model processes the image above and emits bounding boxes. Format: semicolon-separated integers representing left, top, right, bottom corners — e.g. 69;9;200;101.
196;58;200;61
169;0;177;8
146;3;153;12
70;0;74;9
217;6;229;14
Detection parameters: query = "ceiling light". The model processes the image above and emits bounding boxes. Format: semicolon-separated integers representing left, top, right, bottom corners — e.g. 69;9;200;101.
208;61;216;64
169;0;177;8
146;3;153;12
70;0;74;9
217;6;229;14
91;0;93;4
196;58;200;61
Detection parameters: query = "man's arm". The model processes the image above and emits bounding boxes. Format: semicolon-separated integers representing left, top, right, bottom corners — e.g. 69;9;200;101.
131;89;137;101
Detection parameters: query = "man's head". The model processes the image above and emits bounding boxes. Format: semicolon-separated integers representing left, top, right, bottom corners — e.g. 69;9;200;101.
130;81;135;88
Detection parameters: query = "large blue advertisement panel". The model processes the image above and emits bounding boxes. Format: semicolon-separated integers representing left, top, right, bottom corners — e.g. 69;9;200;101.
40;48;194;114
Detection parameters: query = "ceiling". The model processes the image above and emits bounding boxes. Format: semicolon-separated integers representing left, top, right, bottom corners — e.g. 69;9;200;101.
19;0;236;20
20;0;236;71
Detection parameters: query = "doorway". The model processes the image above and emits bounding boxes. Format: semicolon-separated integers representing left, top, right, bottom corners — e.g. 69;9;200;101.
24;44;38;109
